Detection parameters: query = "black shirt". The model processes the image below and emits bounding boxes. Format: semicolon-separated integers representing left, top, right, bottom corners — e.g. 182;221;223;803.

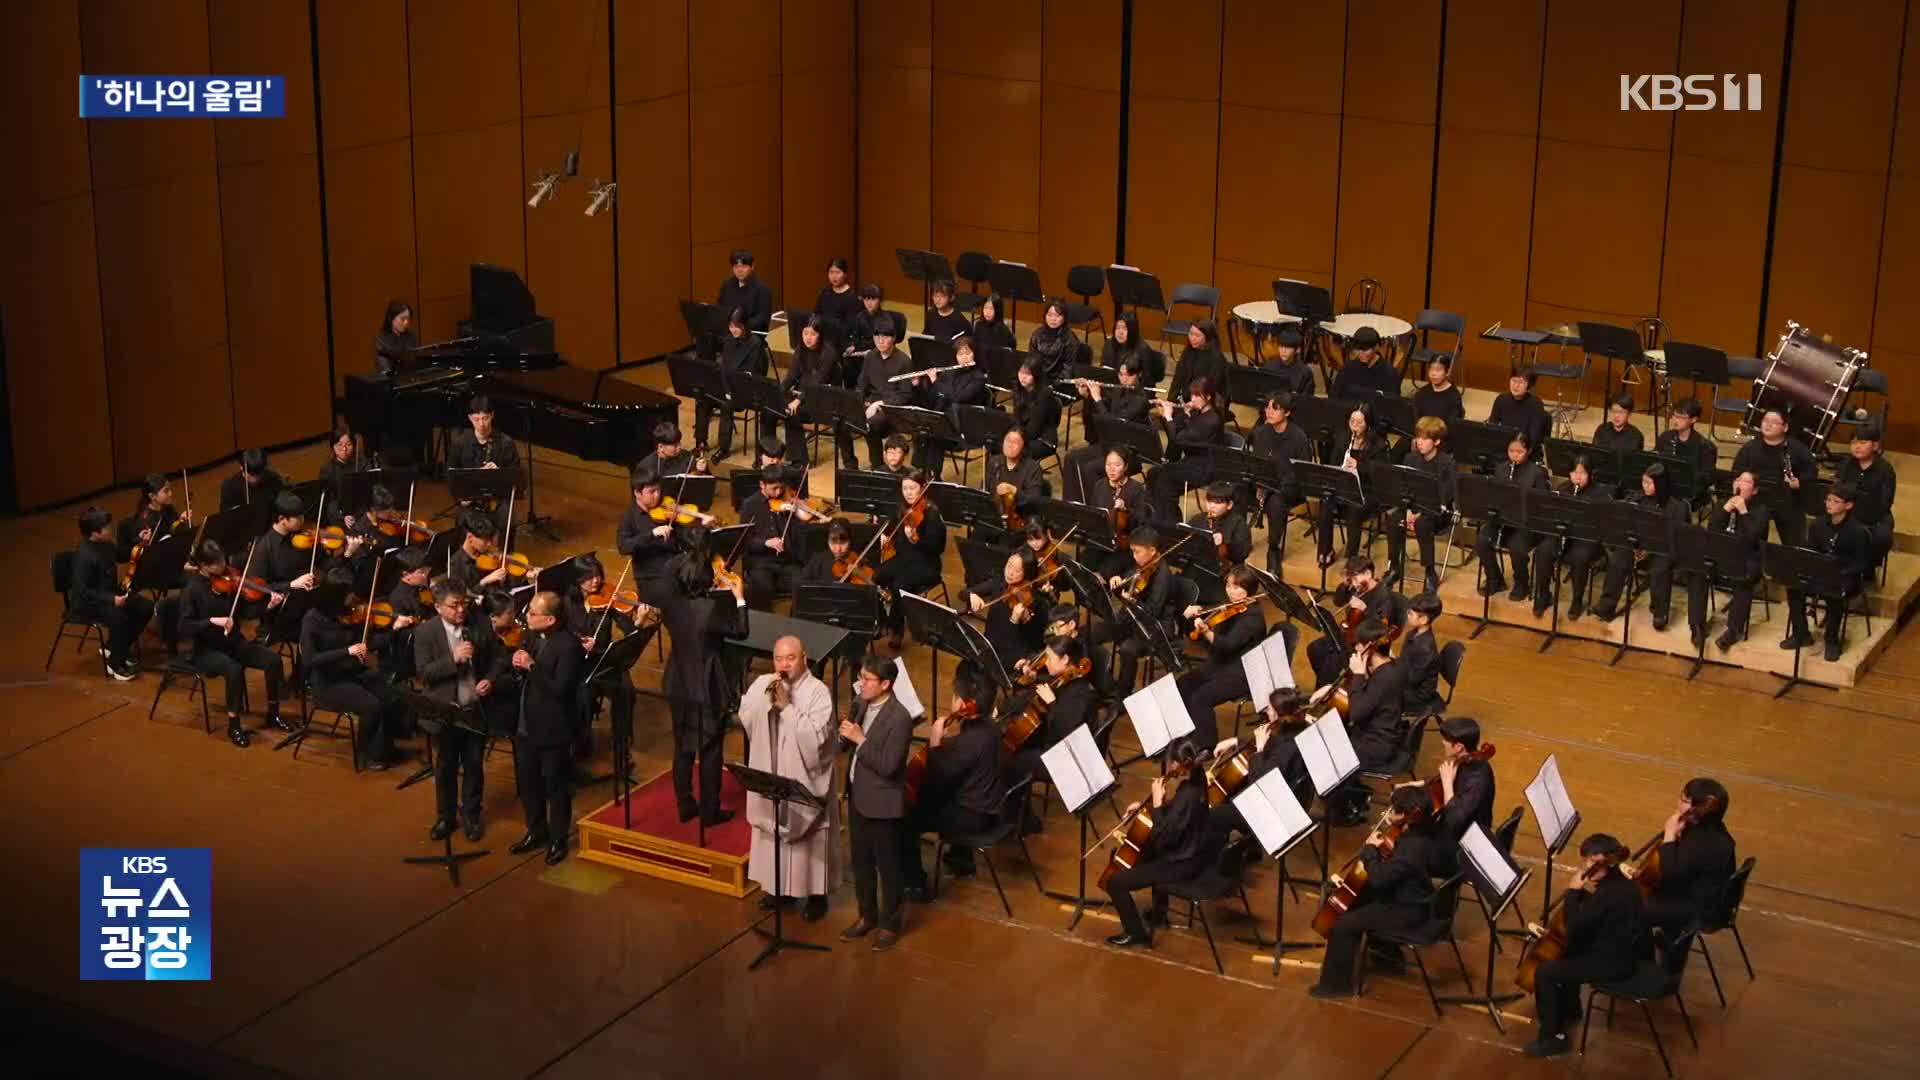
1026;324;1081;383
1400;449;1458;509
1835;455;1896;527
1437;756;1495;841
1187;509;1252;567
1103;339;1167;388
178;575;241;655
986;455;1049;518
857;347;917;406
1357;821;1445;906
1141;775;1210;865
1164;405;1224;461
1564;871;1643;974
1170;347;1227;402
970;316;1015;353
220;469;284;513
966;575;1052;663
1653;819;1737;912
1010;385;1061;447
716;274;773;332
374;327;418;373
1087;384;1152;426
1331;357;1400;400
1488;393;1551;451
1591;421;1645;453
1808;512;1872;584
1409;383;1464;425
922;308;970;343
1655;429;1719;493
448;429;519;472
926;718;1001;817
812;285;864;346
1250;422;1315;484
1263;357;1317;398
1731;437;1818;509
718;331;771;379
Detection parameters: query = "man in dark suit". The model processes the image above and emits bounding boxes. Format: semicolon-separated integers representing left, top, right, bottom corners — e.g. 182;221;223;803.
838;654;915;953
415;578;508;842
508;591;582;866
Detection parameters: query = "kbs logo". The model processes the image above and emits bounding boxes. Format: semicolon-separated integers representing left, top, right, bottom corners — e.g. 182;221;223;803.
80;848;211;981
1620;74;1763;111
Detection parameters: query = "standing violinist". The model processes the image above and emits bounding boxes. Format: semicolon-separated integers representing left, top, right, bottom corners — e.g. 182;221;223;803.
1002;637;1096;792
564;554;641;781
872;471;946;649
1310;784;1448;998
1104;738;1213;950
1633;778;1735;973
900;670;1002;899
1208;688;1315;848
965;549;1052;678
1186;481;1251;603
1522;834;1642;1059
1092;526;1177;695
306;566;408;772
741;465;819;609
178;541;287;747
1175;566;1268;746
661;526;750;829
1080;446;1153;577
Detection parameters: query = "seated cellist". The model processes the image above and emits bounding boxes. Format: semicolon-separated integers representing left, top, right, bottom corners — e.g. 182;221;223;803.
1103;738;1212;951
1523;834;1643;1059
1310;784;1447;999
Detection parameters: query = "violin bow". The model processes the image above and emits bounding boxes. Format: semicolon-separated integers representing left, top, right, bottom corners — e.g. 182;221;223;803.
499;488;517;560
180;467;191;529
404;481;418;539
836;529;884;584
974;565;1067;612
588;557;633;650
1116;532;1192;592
308;492;326;575
361;554;383;647
227;540;258;631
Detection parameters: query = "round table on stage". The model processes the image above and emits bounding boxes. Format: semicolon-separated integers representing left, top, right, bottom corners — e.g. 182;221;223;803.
1229;300;1304;364
1320;312;1414;341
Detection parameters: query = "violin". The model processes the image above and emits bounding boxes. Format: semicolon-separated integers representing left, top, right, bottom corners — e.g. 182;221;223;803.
473;548;532;579
832;556;875;586
497;621;526;648
1516;851;1623;992
1110;498;1130;549
373;511;433;543
996;485;1026;531
290;524;352;553
1321;623;1406;722
904;700;978;807
584;582;642;616
210;570;275;603
650;496;713;526
1189;595;1257;640
342;599;397;629
1095;756;1203;890
1310;743;1497;937
769;495;838;519
711;554;744;593
1000;657;1090;755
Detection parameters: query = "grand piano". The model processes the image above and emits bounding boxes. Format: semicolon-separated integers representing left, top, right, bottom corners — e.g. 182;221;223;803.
342;266;680;468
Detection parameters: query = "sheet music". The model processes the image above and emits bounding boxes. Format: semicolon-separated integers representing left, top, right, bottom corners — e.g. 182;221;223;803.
1525;754;1577;851
1233;769;1315;857
1460;823;1518;897
1298;710;1359;797
890;658;925;722
1241;627;1297;705
1123;674;1194;757
1041;725;1112;814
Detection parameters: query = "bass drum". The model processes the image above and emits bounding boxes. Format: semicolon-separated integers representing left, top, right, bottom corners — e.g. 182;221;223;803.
1747;321;1865;444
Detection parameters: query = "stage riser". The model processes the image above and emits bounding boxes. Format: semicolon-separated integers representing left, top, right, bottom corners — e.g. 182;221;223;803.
578;799;756;899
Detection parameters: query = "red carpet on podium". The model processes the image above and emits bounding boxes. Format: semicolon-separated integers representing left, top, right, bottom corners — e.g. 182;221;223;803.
583;768;751;857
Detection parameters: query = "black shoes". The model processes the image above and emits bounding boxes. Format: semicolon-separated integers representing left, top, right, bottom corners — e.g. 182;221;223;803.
464;817;484;843
871;929;899;953
802;896;829;922
267;712;298;734
226;717;250;748
677;801;699;823
430;819;455;842
1507;581;1530;602
1532;594;1553;618
1105;932;1152;948
509;832;549;856
702;809;735;828
1691;627;1707;649
1567;599;1586;620
902;886;931;904
545;840;568;866
1523;1033;1571;1058
840;918;875;941
1714;630;1739;652
1825;641;1843;662
358;755;392;773
1651;613;1669;632
1308;984;1355;999
1478;577;1505;598
107;660;138;682
1779;630;1813;650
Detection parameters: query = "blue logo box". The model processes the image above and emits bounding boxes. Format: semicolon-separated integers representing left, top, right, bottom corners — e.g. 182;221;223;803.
80;848;211;981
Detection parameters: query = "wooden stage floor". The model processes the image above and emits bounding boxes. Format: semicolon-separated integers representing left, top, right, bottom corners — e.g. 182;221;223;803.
2;360;1918;1078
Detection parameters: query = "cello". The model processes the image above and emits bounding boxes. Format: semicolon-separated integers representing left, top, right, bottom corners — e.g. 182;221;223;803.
1309;744;1497;937
903;700;977;807
1000;655;1089;755
1623;794;1721;897
1514;845;1625;992
1091;754;1205;890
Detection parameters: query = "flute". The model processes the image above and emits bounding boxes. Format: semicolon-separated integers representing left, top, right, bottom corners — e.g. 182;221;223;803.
887;362;970;382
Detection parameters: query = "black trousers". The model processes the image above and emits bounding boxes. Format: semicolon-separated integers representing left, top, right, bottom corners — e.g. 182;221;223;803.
862;414;898;469
193;641;284;712
849;806;907;931
902;801;995;885
1317;897;1426;991
583;674;637;752
155;594;181;651
873;559;939;635
1532;536;1602;609
1316;497;1376;560
1307;635;1346;690
433;726;486;822
99;596;154;666
1475;523;1539;590
1687;573;1756;638
745;559;800;611
1385;508;1448;585
1535;954;1634;1036
1148;457;1210;516
669;702;725;820
1090;616;1150;695
515;739;573;843
1767;502;1806;548
781;413;814;467
1643;893;1701;972
314;673;404;754
1104;855;1204;938
1262;488;1306;569
1600;550;1673;618
1787;588;1849;646
692;399;741;456
1176;669;1245;748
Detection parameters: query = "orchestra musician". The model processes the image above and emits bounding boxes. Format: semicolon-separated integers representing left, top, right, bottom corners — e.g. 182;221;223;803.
1731;406;1817;547
1634;778;1736;973
305;566;408;772
741;465;819;609
1529;455;1611;619
616;466;682;592
1475;431;1551;601
755;434;810;496
507;590;581;867
179;540;286;747
373;298;417;374
1103;738;1214;950
1208;688;1315;847
1009;359;1063;459
1410;717;1494;864
812;256;862;351
1591;394;1646;455
448;511;504;593
1062;358;1150;501
740;635;837;922
781;314;839;463
985;429;1048;542
695;307;771;461
415;578;505;832
969;293;1016;354
118;472;191;653
1330;326;1399;399
383;547;432;679
1522;834;1643;1059
878;434;913;477
1092;526;1177;695
563;555;642;780
1397;592;1445;718
1327;622;1406;824
715;248;773;334
1783;482;1870;661
315;426;360;525
1656;398;1718;507
844;283;889;371
922;279;971;343
1687;470;1770;651
873;470;946;648
1306;555;1404;688
840;654;916;953
907;333;988;475
1250;392;1314;569
1315;402;1390;569
448;394;520;475
1309;784;1448;999
1025;300;1081;385
220;447;284;513
1102;311;1166;389
1003;637;1097;790
1408;355;1464;427
854;313;915;470
1175;565;1268;746
800;518;858;585
635;421;709;479
1488;367;1552;452
662;526;749;828
1594;464;1689;629
1261;324;1316;398
900;669;1002;897
254;492;320;643
966;548;1052;679
1168;319;1227;403
1385;417;1456;595
1836;421;1896;570
1146;375;1226;514
1186;481;1251;602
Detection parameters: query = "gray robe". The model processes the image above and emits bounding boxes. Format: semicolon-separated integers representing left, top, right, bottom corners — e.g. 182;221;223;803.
739;670;839;896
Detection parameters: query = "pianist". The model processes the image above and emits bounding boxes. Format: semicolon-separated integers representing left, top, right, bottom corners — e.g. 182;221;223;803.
374;299;417;373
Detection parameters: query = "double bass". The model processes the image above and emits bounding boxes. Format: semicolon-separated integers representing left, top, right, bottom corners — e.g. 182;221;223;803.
1309;744;1497;937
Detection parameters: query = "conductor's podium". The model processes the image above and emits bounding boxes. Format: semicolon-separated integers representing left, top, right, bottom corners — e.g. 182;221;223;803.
579;768;755;898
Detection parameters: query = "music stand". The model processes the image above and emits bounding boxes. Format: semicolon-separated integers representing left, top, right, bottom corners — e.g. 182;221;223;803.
1289;394;1359;452
1040;724;1117;928
727;469;764;513
907;334;956;371
1352;388;1416;439
668;350;731;416
1087;415;1163;469
286;479;326;518
1296;709;1361;906
793;583;882;641
834;469;903;518
901;592;1006;710
1450;420;1520;474
726;761;832;969
1661;341;1728;422
661;472;718;515
1224;364;1293;410
800;385;868;468
1671;524;1757;679
1626;448;1696;506
1441;823;1530;1032
1272;279;1336;385
201;507;265;558
1594;502;1676;665
1209;445;1287;502
339;467;420;518
1576;320;1646;406
987;260;1046;333
1524;490;1603;653
881;404;961;459
1524;753;1580;924
399;690;490;883
894;247;956;313
980;346;1021;394
1231;769;1325;973
1035;498;1115;551
1545;439;1623;493
126;533;192;595
1368;462;1449;589
1762;543;1849;698
732;370;789;428
446;466;521;510
927;480;1004;534
579;627;651;797
1454;475;1528;637
1056;556;1116;629
1292;462;1365;589
1105;264;1166;317
953;405;1016;485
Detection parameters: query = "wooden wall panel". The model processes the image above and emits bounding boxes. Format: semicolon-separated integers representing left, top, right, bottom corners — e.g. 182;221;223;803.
1766;0;1905;347
82;0;234;481
855;65;932;298
1658;0;1786;356
1126;0;1222;335
408;0;521;135
1333;0;1439;311
782;0;856;311
521;0;611;119
210;0;328;448
316;0;411;150
614;95;691;359
1874;3;1920;446
931;73;1041;234
688;77;782;301
1039;0;1121;278
612;0;689;103
1;0;112;505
